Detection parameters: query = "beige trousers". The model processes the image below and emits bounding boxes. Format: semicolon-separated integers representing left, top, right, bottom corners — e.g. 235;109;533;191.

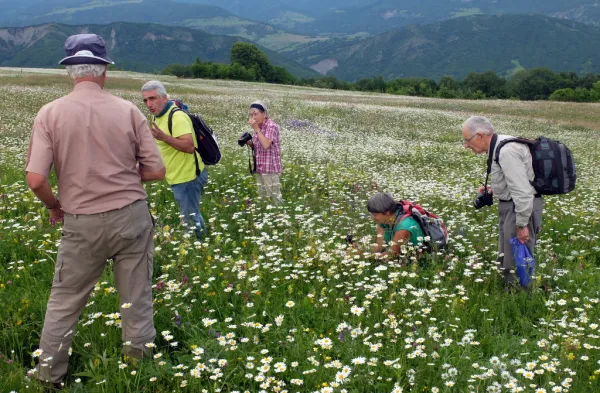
37;200;156;384
256;173;282;204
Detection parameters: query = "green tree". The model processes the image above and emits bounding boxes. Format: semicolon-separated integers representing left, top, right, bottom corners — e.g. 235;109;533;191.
355;78;374;91
462;71;507;98
549;88;577;102
574;87;591;102
510;68;562;100
590;81;600;101
162;64;192;78
372;76;386;93
439;76;459;91
230;42;274;82
271;66;296;85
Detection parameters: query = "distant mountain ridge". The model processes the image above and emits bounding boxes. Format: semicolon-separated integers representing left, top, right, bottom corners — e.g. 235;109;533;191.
0;0;331;57
178;0;600;35
0;22;318;77
0;0;278;40
292;14;600;80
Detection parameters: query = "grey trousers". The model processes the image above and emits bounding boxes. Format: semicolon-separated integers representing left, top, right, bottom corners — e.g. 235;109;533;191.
498;197;544;284
37;200;156;384
256;173;282;204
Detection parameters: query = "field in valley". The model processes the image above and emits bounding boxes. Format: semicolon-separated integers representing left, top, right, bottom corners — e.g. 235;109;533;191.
0;68;599;393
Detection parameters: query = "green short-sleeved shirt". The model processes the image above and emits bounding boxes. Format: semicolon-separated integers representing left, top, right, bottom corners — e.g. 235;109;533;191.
380;211;425;246
154;105;204;185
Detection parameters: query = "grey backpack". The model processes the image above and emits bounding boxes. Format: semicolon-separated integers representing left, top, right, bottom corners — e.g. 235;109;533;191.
495;136;576;195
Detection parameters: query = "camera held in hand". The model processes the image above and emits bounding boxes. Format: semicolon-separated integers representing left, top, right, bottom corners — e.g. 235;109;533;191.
345;234;355;245
473;190;494;209
238;132;252;147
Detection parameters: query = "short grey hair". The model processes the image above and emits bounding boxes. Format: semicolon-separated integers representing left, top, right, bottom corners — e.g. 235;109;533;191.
65;64;107;79
141;80;168;97
463;116;495;136
250;100;269;118
367;192;397;214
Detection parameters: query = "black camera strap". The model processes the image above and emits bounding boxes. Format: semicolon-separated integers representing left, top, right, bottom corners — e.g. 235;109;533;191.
484;133;498;189
247;145;256;175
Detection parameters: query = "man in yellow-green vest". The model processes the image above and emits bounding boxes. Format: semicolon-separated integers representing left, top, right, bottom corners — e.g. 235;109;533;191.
142;80;208;240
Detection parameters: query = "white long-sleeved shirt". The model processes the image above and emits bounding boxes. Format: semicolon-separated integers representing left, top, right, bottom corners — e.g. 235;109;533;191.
490;134;537;227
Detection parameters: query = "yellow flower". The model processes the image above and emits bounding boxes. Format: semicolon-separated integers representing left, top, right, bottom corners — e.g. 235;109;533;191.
567;353;575;360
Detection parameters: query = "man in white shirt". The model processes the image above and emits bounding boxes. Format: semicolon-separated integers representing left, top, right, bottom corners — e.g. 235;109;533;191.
462;116;543;287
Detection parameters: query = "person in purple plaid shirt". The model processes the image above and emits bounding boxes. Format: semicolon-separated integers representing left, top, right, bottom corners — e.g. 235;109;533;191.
246;101;282;203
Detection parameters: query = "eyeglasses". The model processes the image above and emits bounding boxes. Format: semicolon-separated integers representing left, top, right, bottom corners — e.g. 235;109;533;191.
463;133;479;145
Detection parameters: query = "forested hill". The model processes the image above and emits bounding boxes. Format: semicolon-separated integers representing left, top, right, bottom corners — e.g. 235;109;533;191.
292;14;600;80
0;22;318;77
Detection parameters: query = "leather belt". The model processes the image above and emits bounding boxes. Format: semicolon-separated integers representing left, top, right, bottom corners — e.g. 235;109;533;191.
499;194;541;203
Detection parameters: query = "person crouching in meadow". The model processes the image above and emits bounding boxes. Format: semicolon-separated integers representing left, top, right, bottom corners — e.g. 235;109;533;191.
349;192;448;261
243;101;283;204
366;192;426;258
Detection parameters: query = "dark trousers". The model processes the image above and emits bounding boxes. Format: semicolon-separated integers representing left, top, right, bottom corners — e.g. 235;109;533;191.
497;197;543;284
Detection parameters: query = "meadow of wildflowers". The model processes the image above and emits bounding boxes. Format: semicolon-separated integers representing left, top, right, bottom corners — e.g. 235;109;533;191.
0;69;599;393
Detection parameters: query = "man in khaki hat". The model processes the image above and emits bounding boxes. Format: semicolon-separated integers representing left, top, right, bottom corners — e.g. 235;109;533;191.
25;33;165;387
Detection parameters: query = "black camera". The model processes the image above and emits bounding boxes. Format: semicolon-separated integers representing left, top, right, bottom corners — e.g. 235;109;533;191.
345;234;355;244
238;132;252;147
473;190;494;209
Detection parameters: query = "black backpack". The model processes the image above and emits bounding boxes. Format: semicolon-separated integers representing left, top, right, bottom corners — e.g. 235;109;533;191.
166;101;221;173
494;136;576;195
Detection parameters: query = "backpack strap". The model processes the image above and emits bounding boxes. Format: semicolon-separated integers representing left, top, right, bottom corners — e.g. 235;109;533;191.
167;107;201;176
393;201;413;231
167;107;179;136
494;137;534;166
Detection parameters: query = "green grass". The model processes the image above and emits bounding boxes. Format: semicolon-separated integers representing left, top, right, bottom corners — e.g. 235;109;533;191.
47;0;143;15
258;33;329;52
507;59;527;78
181;17;256;28
450;8;482;18
269;11;316;28
0;68;599;392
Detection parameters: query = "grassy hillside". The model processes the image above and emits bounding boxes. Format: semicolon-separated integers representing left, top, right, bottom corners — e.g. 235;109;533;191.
177;0;375;26
0;22;318;77
294;14;600;80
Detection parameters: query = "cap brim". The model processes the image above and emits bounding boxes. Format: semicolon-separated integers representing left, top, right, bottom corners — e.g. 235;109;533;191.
59;54;114;65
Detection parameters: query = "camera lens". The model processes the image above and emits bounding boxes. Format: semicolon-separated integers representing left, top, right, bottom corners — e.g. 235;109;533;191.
238;132;252;147
473;191;493;209
473;195;484;209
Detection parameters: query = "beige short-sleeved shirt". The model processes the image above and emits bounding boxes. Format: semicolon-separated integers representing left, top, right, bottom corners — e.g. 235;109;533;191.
26;81;164;214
